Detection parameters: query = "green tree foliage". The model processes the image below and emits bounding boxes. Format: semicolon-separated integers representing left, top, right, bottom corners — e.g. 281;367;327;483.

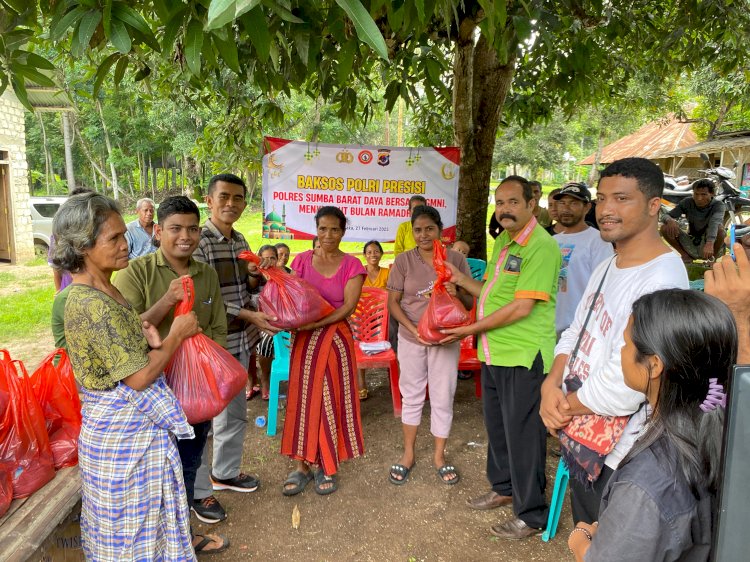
3;1;748;256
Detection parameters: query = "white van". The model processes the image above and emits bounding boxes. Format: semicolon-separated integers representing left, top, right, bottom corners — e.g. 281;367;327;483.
30;196;67;255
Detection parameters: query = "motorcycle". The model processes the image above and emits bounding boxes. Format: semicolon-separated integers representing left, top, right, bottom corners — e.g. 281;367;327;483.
697;152;750;230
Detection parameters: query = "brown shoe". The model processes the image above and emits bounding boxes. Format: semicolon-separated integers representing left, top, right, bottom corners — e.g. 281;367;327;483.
466;490;512;510
489;518;543;540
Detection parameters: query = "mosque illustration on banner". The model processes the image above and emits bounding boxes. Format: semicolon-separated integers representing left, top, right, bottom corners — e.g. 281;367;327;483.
262;204;294;240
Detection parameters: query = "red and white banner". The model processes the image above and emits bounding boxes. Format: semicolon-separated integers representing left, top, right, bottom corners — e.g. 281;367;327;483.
261;137;460;242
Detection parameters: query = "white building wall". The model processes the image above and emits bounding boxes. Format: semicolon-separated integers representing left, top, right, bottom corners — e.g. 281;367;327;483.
0;90;34;262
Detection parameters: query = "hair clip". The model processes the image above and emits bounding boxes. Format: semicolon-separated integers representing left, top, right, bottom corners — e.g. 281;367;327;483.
699;378;726;413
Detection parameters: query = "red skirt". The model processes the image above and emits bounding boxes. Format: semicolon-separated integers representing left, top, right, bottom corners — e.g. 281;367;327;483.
281;321;364;475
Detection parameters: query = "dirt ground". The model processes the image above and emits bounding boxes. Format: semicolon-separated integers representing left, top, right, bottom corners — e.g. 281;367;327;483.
193;368;573;562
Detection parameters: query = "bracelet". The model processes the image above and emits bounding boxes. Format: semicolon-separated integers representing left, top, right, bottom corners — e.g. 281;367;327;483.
572;527;592;541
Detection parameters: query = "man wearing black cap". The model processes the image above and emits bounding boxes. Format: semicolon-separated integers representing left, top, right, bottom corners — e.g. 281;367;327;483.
552;182;614;335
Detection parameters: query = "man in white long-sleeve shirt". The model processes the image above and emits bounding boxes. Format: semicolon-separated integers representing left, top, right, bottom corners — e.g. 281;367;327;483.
540;158;689;525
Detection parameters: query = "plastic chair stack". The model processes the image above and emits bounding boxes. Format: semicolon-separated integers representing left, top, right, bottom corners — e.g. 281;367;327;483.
467;257;487;281
266;331;291;436
350;287;402;417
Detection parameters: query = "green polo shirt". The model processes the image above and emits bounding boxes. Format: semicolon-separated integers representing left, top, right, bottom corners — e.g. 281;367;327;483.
113;249;228;347
477;220;560;371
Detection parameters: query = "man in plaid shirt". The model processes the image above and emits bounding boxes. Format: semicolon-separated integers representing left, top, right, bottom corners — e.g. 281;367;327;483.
191;173;278;524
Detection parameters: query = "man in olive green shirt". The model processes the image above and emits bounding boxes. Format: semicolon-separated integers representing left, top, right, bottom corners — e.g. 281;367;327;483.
113;196;229;554
444;176;560;540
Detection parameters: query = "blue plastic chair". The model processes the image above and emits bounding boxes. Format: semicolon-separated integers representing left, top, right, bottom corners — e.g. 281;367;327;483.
466;258;487;281
266;331;292;437
542;458;570;542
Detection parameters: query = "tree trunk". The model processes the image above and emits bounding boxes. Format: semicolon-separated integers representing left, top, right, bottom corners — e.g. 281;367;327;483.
149;155;155;200
453;22;517;260
384;110;390;145
310;97;322;142
61;111;76;191
38;113;52;194
95;99;119;200
73;121;112;185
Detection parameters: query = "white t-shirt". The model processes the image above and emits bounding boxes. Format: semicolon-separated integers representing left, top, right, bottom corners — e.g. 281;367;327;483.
554;227;614;332
555;250;689;469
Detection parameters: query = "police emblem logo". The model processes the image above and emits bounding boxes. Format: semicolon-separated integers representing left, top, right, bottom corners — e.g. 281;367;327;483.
358;150;373;164
377;149;391;167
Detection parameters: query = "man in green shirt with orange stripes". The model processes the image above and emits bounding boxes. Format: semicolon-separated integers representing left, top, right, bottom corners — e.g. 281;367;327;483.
444;175;560;540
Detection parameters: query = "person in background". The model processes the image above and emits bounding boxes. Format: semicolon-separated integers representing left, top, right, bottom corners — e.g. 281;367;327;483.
281;206;365;497
387;206;473;486
544;188;564;235
113;196;229;554
552;183;614;336
275;242;292;273
660;178;725;263
363;240;389;289
394;195;427;256
570;289;732;561
452;240;470;257
358;239;390;400
530;181;552;228
312;236;321;249
253;244;280;401
52;192;201;560
191;173;278;524
125;197;157;259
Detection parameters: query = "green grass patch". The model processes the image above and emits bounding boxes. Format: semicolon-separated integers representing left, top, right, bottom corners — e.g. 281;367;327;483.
0;284;55;339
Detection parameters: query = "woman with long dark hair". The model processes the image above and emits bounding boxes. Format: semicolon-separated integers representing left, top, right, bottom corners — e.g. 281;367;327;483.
569;288;734;561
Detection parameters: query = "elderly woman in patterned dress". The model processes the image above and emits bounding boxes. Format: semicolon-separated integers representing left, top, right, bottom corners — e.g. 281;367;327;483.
51;193;200;561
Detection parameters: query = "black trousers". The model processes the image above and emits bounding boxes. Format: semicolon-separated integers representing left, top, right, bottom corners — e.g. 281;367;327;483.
177;420;212;504
570;464;615;524
482;354;549;529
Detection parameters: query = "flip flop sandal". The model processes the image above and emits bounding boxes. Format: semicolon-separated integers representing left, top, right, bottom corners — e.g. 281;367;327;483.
436;465;460;485
246;385;261;400
193;534;230;555
282;470;313;496
313;470;338;495
388;463;415;486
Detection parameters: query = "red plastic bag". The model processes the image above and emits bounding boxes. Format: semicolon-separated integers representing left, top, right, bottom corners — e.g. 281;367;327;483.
238;250;335;330
165;278;248;424
0;464;12;517
0;351;56;498
417;240;471;344
30;349;82;469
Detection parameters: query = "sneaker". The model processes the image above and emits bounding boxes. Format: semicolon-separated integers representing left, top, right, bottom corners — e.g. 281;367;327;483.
191;495;227;524
211;472;260;493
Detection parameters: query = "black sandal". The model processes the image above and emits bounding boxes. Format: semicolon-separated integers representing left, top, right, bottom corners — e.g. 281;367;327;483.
193;534;230;555
313;469;338;495
282;470;313;496
436;464;460;485
388;463;415;486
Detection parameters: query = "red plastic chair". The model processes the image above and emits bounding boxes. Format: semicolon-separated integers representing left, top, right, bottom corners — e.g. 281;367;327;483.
457;304;483;398
350;287;402;416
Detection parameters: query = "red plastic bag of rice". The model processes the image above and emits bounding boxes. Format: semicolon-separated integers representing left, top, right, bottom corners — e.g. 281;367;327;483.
0;351;56;498
165;277;248;423
30;348;82;469
417;240;471;344
0;464;12;517
238;250;334;330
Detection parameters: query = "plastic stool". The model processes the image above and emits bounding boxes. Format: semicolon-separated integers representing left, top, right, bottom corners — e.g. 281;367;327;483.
266;331;291;436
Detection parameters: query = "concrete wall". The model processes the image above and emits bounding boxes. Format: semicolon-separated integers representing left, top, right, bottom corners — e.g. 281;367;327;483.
0;90;34;262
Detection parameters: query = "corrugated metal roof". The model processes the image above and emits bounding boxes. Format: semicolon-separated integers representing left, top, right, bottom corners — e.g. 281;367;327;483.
579;117;697;165
26;86;74;111
661;134;750;157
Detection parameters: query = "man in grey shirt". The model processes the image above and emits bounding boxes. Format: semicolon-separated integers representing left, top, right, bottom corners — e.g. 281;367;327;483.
660;179;725;262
